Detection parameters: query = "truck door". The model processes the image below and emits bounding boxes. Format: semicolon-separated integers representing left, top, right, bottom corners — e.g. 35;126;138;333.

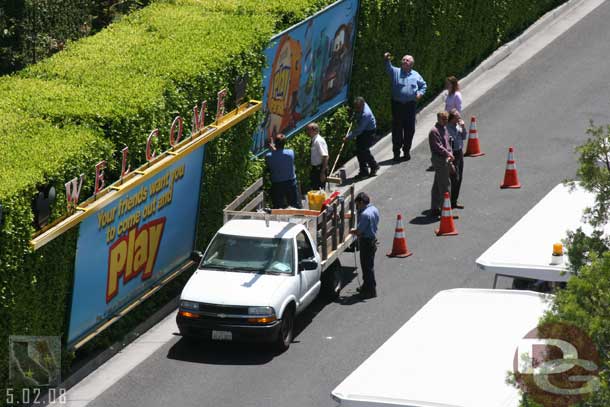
296;231;320;305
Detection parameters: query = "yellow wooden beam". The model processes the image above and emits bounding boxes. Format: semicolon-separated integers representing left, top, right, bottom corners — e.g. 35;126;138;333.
31;100;261;251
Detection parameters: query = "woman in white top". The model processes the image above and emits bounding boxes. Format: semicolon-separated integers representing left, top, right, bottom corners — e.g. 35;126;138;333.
444;76;462;113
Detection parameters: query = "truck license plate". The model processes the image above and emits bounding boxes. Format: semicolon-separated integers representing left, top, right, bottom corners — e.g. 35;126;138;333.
212;330;232;341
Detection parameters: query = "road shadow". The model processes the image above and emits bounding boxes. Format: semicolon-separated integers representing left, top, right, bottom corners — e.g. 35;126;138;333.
377;158;398;167
409;215;439;225
337;293;365;305
167;336;275;365
293;263;357;337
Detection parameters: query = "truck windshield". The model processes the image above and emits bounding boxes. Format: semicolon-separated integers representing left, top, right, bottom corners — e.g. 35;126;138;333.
200;234;294;275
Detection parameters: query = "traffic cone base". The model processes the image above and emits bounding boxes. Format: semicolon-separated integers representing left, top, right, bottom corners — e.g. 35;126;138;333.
387;214;413;258
436;192;459;236
435;229;458;236
500;146;521;189
500;183;521;189
465;150;485;158
387;251;413;258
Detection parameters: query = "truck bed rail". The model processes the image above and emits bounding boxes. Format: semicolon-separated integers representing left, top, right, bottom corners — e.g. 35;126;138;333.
223;178;356;270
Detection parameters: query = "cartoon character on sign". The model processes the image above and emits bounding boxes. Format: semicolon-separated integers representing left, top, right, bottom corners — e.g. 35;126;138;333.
321;23;353;102
264;35;302;144
297;21;319;119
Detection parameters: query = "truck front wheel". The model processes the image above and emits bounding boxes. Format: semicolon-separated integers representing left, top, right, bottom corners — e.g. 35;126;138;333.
275;306;295;352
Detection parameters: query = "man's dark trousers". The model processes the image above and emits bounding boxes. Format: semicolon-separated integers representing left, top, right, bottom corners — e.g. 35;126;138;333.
271;179;301;209
310;166;325;190
356;130;378;175
391;100;416;159
450;149;464;207
359;237;377;291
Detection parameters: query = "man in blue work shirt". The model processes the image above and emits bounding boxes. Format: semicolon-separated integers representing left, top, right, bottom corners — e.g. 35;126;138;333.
345;97;380;178
265;134;301;209
384;52;427;163
350;192;380;299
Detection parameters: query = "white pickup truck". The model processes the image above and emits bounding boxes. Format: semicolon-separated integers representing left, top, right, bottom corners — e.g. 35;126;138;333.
177;179;356;351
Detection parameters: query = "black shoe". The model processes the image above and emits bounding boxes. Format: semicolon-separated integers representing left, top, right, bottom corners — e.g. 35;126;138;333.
403;152;411;161
392;156;401;163
426;165;435;172
369;165;379;177
358;288;377;299
452;203;465;209
429;208;441;217
355;172;369;179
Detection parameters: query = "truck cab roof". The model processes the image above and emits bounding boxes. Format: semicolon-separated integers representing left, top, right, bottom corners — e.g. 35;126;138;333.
218;219;303;240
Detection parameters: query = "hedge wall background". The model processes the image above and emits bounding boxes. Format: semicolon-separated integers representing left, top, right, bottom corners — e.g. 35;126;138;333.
0;0;567;394
0;0;153;75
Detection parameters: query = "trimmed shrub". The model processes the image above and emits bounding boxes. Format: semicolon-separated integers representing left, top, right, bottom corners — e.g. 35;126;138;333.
0;0;153;75
0;113;113;392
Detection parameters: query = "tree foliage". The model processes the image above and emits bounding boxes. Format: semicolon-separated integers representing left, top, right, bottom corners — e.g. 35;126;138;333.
569;122;610;227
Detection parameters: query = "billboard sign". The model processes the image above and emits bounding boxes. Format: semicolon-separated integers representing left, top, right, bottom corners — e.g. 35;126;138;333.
252;0;359;155
67;147;205;346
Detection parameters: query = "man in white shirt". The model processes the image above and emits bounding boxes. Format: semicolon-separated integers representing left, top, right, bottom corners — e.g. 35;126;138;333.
306;122;329;190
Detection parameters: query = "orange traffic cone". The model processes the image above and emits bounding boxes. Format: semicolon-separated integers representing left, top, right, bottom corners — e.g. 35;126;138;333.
465;116;485;157
436;192;458;236
387;213;413;258
500;146;521;189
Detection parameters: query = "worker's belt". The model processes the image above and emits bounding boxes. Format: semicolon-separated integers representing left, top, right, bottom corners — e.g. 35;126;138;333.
359;237;377;243
391;99;416;105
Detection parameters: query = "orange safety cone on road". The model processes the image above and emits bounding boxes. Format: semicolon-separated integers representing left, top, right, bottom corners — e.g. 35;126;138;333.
435;192;459;236
500;146;521;189
387;213;413;258
465;116;485;157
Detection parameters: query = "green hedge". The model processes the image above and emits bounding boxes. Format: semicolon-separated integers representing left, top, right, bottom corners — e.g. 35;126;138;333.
0;0;568;394
0;0;153;75
0;114;113;393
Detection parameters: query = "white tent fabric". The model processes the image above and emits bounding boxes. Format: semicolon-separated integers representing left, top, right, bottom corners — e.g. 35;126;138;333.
331;289;551;407
476;183;600;282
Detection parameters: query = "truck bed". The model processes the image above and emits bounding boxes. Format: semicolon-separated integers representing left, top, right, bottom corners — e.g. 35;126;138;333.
223;178;356;271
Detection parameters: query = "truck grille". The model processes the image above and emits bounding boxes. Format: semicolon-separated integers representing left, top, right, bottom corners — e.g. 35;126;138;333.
197;303;249;316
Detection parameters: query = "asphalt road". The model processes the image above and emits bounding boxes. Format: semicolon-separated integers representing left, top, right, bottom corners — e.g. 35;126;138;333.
88;2;610;406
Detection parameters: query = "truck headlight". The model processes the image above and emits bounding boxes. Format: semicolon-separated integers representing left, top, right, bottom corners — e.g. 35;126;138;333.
180;300;199;310
248;306;275;316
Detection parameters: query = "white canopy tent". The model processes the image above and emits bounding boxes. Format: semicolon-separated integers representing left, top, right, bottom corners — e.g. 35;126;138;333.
331;289;551;407
476;183;602;287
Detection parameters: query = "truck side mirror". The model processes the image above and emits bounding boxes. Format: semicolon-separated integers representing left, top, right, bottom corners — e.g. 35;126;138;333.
191;250;204;264
298;259;318;272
